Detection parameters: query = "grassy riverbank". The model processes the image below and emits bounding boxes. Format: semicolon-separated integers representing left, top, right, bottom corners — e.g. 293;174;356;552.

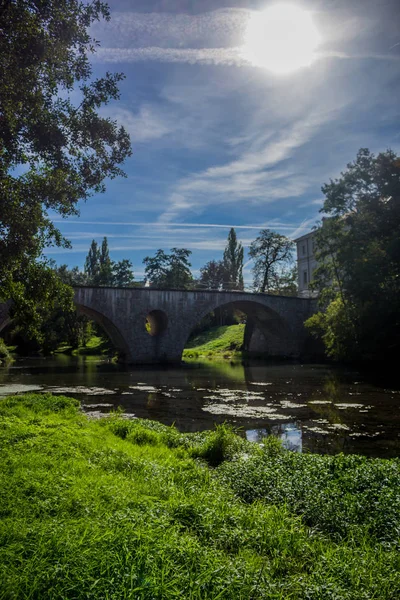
0;394;399;598
183;324;245;359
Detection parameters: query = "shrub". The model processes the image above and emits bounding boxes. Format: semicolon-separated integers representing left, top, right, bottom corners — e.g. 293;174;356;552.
0;338;11;363
190;424;244;467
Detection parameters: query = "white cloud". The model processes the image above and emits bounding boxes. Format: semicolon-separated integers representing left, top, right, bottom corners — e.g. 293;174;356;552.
91;9;249;50
158;106;339;223
100;105;173;142
95;46;246;66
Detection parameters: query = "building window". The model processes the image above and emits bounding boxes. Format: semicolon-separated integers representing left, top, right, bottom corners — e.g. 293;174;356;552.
303;270;308;286
302;244;306;255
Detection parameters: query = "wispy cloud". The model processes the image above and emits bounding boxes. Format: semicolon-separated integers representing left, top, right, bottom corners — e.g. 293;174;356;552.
159;106;340;223
95;46;246;66
91;9;249;49
100;105;173;142
90;8;400;68
53;220;314;233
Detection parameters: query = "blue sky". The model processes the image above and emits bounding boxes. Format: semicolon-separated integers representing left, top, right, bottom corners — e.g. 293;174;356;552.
49;0;400;285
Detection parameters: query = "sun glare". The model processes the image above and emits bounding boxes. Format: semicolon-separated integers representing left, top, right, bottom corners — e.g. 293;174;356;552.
242;4;321;74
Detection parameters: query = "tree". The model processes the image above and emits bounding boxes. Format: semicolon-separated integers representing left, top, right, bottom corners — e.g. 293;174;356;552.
0;0;131;331
249;230;294;293
223;228;244;290
113;259;135;287
84;237;127;286
98;237;114;285
84;240;101;282
306;148;400;363
49;261;88;286
143;248;193;289
198;260;226;290
269;265;298;296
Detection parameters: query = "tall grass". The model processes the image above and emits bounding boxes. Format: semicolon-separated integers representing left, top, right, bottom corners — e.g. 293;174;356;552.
0;393;399;598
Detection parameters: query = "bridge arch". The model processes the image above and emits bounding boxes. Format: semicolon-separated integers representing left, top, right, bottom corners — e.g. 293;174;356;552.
181;296;296;359
74;303;132;361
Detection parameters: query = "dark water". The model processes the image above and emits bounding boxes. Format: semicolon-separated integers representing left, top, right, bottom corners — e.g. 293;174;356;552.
0;355;399;457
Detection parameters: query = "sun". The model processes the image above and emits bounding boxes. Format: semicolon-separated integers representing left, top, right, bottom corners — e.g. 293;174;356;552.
241;4;321;74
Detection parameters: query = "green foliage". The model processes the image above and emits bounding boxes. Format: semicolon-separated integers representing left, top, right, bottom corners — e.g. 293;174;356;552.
308;148;400;362
84;237;134;286
306;298;359;360
0;0;131;307
223;228;244;290
7;262;75;349
113;258;135;287
270;264;298;296
143;248;193;289
218;442;400;545
249;229;295;293
0;338;11;363
190;425;245;466
0;394;399;599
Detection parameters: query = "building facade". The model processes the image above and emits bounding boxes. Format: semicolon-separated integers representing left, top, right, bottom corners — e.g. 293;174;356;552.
295;231;318;298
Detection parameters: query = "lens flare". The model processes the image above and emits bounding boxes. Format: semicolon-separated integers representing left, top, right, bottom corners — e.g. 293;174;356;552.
241;4;321;74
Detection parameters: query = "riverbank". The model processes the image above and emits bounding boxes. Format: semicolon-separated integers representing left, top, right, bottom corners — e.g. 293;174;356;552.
183;323;244;359
0;393;399;598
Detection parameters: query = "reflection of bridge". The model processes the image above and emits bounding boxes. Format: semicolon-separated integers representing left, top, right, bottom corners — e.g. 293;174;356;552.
0;287;317;364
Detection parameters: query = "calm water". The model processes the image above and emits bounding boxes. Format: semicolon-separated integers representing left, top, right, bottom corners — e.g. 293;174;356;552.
0;356;399;457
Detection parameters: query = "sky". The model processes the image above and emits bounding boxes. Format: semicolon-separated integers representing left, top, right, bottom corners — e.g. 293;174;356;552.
49;0;400;285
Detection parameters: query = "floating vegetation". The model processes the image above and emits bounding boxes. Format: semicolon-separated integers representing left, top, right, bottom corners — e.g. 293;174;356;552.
129;385;159;392
308;400;332;405
49;386;116;395
202;402;291;420
0;384;43;395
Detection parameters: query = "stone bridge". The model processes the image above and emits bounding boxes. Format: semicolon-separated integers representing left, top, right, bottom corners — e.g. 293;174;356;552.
0;287;317;364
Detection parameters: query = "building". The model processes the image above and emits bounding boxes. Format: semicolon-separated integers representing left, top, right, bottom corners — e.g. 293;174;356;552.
294;230;318;298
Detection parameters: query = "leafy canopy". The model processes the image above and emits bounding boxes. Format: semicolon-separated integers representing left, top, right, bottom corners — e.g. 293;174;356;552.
0;0;131;329
249;229;294;293
306;148;400;363
143;248;193;289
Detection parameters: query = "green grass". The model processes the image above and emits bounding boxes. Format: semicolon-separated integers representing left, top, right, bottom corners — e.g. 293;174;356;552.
56;335;113;357
183;324;245;360
0;394;399;599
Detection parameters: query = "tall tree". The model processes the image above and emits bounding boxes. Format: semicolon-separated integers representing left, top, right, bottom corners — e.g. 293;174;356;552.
249;230;294;293
223;228;244;290
0;0;131;329
84;240;101;283
98;237;114;285
143;248;193;289
306;148;400;363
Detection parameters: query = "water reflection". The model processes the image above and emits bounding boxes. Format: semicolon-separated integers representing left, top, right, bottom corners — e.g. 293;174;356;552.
247;424;303;452
0;356;399;458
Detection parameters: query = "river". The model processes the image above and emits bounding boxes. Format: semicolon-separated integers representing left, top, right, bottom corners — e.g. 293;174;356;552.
0;356;398;458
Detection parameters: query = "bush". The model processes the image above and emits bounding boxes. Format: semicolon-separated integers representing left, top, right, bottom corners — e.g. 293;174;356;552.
190;424;244;467
0;338;11;363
